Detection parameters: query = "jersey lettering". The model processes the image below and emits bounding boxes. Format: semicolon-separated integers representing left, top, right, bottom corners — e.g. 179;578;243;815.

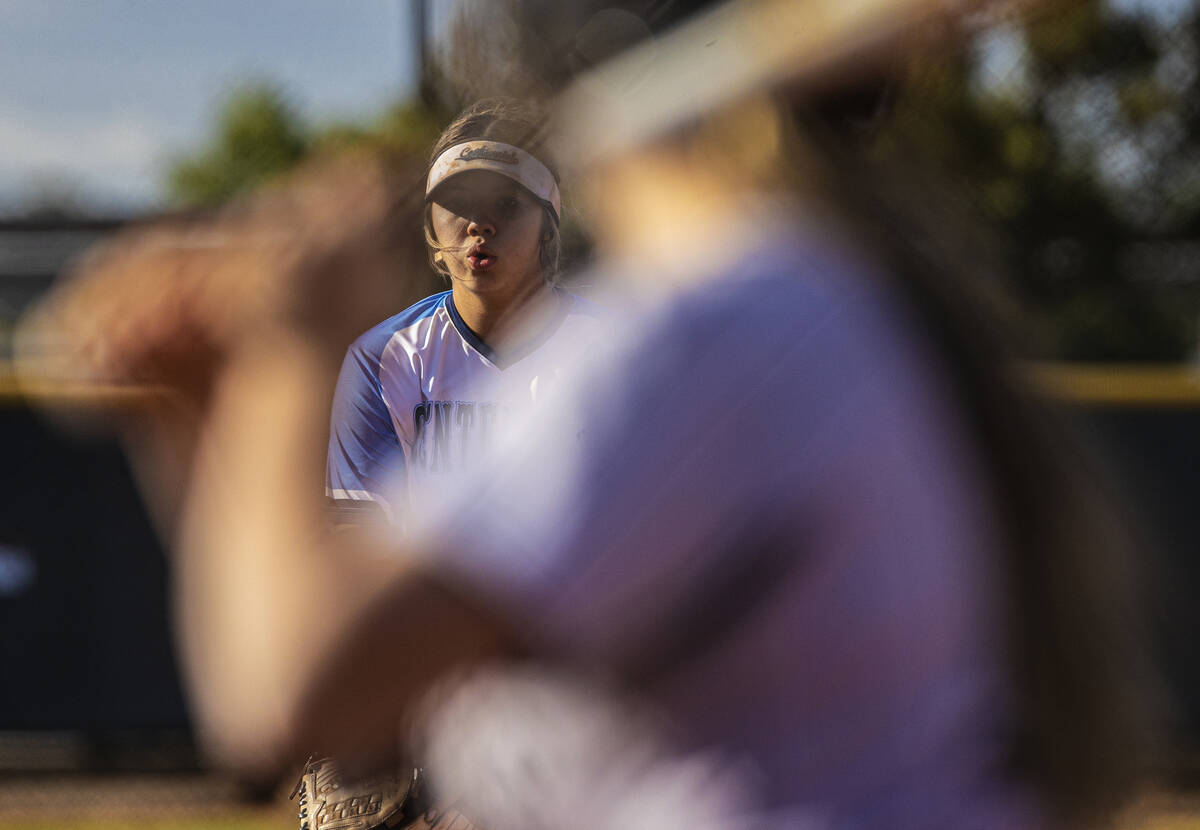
412;400;506;474
455;402;476;459
412;402;433;468
432;401;452;473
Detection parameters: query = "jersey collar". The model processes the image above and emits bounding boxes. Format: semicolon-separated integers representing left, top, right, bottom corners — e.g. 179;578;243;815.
445;290;571;371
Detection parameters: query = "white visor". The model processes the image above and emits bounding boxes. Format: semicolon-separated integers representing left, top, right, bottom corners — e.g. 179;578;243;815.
426;140;561;222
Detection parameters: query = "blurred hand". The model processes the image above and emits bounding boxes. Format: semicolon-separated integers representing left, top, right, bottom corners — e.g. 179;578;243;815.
14;149;427;540
18;149;424;403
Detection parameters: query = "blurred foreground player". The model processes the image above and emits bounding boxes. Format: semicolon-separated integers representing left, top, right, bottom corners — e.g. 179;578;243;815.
327;98;602;528
18;0;1154;828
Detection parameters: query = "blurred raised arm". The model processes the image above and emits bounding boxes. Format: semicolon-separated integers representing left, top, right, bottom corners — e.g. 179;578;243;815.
17;151;517;781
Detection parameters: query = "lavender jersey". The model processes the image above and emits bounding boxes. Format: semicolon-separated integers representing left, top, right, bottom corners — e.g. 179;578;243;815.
326;289;602;522
412;230;1047;829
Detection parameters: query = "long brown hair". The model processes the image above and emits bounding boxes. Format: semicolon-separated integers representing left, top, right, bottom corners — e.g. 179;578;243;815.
788;90;1158;827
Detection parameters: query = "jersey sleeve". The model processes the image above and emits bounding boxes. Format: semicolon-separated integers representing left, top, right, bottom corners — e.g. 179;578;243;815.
326;336;405;522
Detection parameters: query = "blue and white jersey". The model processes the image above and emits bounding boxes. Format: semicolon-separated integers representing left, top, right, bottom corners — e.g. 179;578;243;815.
326;289;602;522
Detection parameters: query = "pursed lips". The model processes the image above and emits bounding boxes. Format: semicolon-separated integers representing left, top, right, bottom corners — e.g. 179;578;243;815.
466;242;498;271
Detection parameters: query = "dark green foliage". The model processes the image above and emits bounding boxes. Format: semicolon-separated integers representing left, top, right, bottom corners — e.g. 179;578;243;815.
312;102;441;157
166;85;442;209
167;83;308;207
886;0;1200;361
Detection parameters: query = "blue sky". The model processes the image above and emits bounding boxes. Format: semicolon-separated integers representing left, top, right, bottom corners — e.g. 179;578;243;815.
2;0;1192;215
0;0;424;213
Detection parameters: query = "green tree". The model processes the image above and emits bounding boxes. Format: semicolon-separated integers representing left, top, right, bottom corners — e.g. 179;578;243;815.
168;83;309;207
167;84;445;210
163;82;449;320
312;101;441;158
887;0;1200;361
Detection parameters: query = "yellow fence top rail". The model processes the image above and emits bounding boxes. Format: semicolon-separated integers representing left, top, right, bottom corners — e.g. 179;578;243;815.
0;363;166;407
1026;363;1200;408
4;361;1200;408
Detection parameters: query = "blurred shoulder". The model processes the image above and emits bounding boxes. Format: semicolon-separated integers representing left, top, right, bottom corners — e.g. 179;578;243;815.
560;288;607;318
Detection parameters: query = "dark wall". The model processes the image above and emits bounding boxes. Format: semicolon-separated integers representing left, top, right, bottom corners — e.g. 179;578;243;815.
0;403;188;734
1076;406;1200;748
0;396;1197;767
